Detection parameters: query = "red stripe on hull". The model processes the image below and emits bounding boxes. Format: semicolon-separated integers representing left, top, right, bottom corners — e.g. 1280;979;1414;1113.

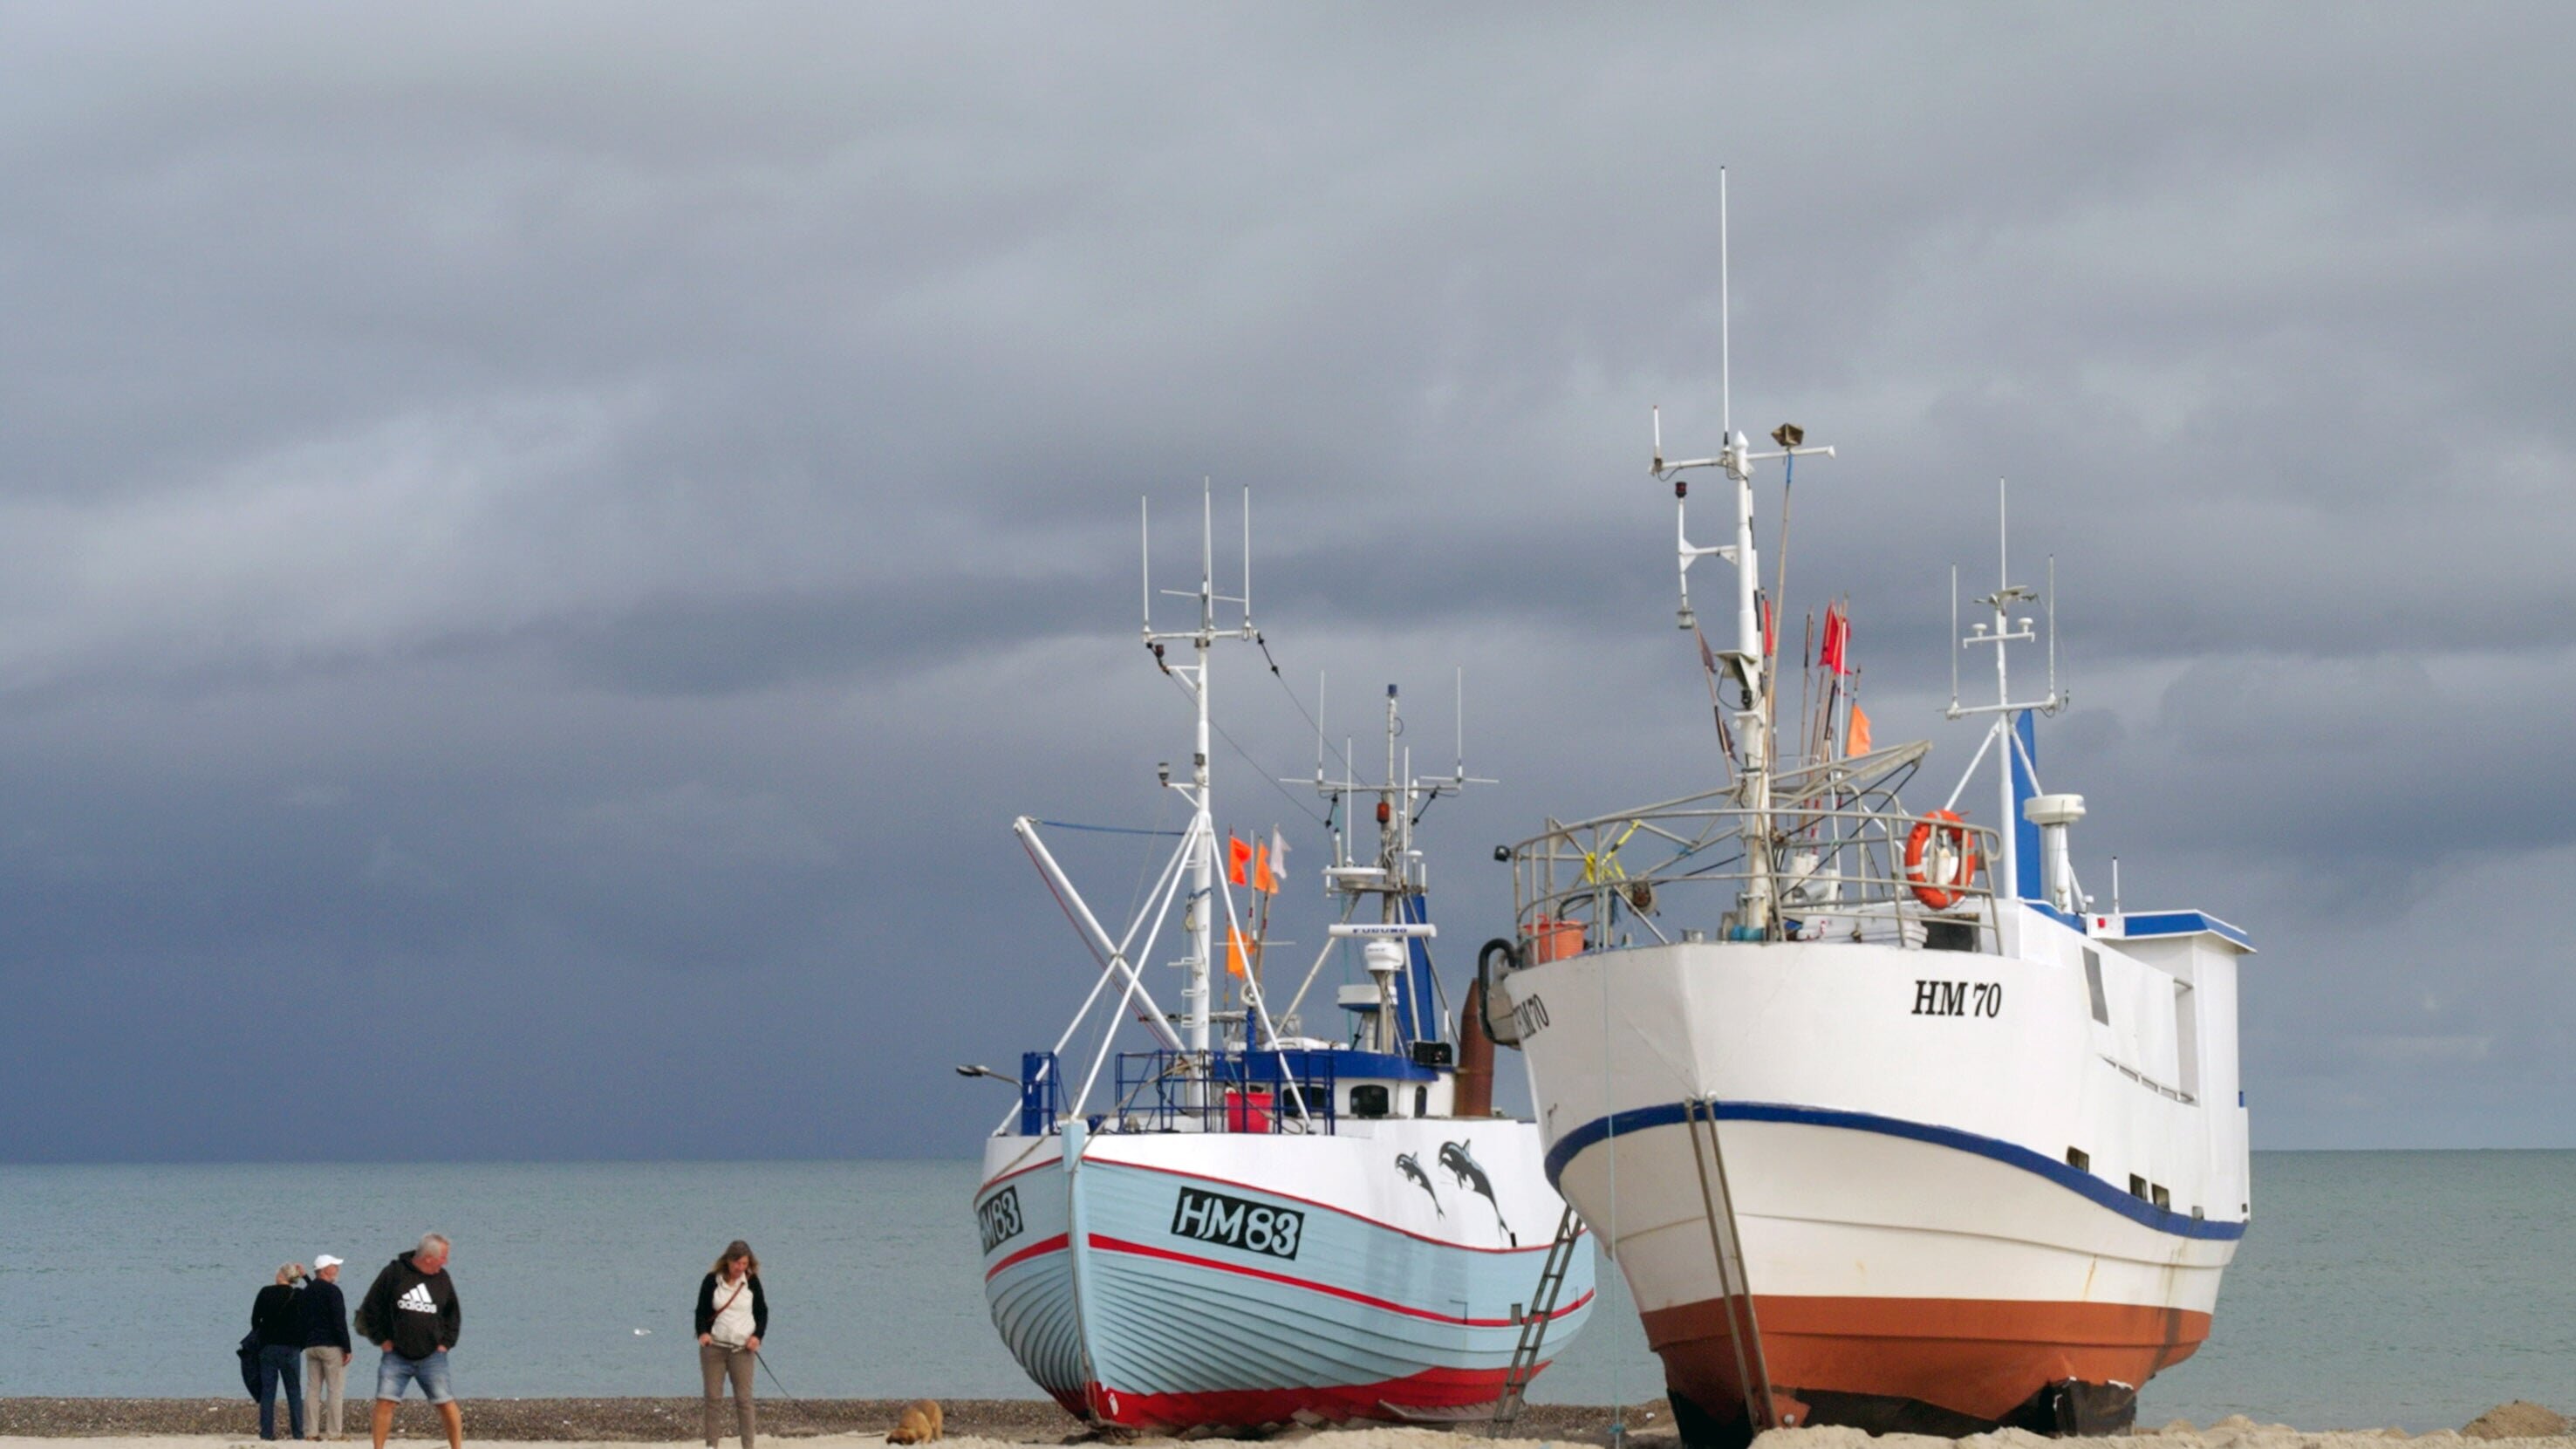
1643;1294;2211;1425
1089;1234;1595;1328
983;1233;1069;1280
1083;1363;1540;1430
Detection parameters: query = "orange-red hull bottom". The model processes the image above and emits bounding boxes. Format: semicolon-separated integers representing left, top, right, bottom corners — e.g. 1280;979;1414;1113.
1643;1294;2210;1434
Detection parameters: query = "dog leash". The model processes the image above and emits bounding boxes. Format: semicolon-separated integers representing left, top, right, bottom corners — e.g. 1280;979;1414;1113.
753;1350;799;1404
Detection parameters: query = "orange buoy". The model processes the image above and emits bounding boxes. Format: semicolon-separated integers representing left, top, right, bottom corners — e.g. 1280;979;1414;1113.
1903;809;1980;910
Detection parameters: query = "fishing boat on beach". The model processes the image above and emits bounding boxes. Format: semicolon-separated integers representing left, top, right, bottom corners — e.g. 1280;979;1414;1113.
969;488;1593;1432
1481;204;2253;1446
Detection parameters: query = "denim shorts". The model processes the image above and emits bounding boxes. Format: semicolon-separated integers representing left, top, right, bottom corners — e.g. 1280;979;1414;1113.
375;1349;453;1405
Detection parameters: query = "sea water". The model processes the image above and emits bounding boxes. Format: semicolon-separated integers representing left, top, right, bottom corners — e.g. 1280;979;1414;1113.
2;1152;2568;1431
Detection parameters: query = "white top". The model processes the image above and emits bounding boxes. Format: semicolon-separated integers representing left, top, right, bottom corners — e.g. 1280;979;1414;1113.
707;1274;756;1348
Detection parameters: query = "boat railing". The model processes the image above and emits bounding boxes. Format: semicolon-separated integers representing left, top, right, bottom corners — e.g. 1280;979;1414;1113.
1110;1049;1341;1134
1504;795;2005;955
1013;1049;1343;1137
1018;1050;1066;1137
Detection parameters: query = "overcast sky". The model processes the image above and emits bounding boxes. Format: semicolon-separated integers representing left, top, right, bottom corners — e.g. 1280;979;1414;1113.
3;3;2570;1160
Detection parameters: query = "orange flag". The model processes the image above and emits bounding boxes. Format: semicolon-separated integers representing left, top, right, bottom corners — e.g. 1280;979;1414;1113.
1225;924;1250;977
1846;703;1874;758
1227;835;1253;886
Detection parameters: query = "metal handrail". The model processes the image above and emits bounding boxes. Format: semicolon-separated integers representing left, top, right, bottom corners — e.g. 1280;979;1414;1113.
1506;796;2005;950
1109;1049;1341;1135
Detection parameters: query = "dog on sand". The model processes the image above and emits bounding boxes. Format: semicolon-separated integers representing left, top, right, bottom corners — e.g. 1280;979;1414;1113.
886;1400;944;1444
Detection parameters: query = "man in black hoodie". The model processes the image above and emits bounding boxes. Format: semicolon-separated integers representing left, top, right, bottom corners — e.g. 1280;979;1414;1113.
353;1234;462;1449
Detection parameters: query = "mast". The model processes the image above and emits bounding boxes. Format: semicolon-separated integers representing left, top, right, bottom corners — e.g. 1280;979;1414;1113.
1992;481;2014;900
1944;478;2062;906
1299;680;1488;1051
1144;480;1255;1057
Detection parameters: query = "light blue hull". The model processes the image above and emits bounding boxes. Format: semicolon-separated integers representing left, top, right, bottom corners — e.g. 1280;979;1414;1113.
977;1124;1593;1429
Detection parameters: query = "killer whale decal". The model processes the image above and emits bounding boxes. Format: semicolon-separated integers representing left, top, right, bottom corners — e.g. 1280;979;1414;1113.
1396;1152;1443;1217
1438;1139;1514;1244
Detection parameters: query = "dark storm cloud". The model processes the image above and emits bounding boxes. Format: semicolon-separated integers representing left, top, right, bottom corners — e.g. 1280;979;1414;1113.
3;3;2572;1159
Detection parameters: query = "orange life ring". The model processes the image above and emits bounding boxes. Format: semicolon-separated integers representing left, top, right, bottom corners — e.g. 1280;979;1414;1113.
1904;810;1980;910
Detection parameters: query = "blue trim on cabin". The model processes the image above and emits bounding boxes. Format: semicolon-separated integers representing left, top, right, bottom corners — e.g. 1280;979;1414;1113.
2011;710;2043;901
2024;899;2087;933
1543;1097;2246;1241
2118;911;2255;951
1268;1047;1436;1083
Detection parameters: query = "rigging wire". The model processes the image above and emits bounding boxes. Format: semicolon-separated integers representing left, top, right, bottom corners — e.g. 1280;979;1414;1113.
1255;632;1359;781
1164;670;1330;827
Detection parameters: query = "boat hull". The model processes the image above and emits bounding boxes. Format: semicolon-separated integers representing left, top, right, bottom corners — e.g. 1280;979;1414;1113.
1506;917;2247;1438
976;1121;1595;1431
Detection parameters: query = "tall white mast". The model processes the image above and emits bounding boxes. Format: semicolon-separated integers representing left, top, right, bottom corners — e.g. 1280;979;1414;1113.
1144;480;1255;1056
1655;174;1834;934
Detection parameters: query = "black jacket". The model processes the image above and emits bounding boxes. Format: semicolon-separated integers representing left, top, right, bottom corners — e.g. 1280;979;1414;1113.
300;1276;352;1353
251;1283;304;1350
693;1273;768;1343
353;1251;460;1360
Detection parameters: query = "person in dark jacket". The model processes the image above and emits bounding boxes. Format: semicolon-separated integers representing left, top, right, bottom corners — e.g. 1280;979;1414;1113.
301;1254;354;1439
251;1264;309;1442
353;1234;462;1449
693;1241;769;1449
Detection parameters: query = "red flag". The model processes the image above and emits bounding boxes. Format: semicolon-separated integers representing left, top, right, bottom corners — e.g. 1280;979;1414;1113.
1255;828;1287;894
1227;835;1252;886
1819;603;1851;676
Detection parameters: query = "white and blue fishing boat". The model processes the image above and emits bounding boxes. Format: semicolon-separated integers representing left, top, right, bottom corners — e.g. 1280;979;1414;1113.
968;487;1593;1432
1486;187;2251;1446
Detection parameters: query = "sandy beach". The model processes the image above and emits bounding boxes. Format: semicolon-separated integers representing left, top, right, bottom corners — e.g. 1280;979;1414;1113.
2;1404;2568;1449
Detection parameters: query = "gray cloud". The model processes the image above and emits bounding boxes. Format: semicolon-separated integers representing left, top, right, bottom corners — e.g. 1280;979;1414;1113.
3;3;2573;1159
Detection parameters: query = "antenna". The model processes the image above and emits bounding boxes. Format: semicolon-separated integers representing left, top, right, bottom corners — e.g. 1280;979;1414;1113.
1453;665;1466;781
1140;496;1152;635
1948;564;1960;714
1315;669;1328;784
1241;483;1254;634
2047;553;2061;709
1719;166;1732;440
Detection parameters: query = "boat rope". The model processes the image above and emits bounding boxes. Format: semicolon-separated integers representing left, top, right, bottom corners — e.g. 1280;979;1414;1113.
1033;819;1186;837
1579;820;1644;885
1599;932;1626;1449
1256;631;1358;779
1165;671;1330;826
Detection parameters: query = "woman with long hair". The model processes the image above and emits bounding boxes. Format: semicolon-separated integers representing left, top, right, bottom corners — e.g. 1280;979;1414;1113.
693;1241;768;1449
249;1263;308;1441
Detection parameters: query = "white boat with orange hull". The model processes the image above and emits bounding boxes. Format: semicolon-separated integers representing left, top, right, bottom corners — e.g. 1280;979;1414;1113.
1480;186;2251;1446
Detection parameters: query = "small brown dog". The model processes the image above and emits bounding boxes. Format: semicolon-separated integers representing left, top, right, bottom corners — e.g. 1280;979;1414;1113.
887;1399;944;1444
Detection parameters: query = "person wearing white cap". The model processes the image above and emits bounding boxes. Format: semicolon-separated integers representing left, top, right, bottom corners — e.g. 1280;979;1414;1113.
300;1255;353;1439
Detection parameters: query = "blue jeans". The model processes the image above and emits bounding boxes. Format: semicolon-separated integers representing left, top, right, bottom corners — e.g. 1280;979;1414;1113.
256;1343;305;1439
375;1348;454;1405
